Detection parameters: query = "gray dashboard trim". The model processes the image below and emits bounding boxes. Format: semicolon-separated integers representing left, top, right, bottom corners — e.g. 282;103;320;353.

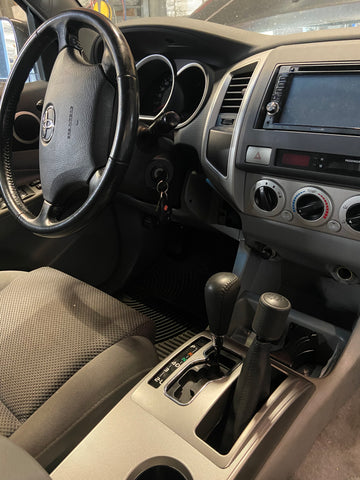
201;51;270;212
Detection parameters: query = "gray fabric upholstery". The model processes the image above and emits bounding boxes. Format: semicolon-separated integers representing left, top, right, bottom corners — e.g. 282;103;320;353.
0;436;50;480
11;336;158;469
0;267;157;468
0;270;26;291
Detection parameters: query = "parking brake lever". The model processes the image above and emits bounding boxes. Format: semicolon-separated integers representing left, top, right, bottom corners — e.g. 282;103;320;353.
232;292;291;441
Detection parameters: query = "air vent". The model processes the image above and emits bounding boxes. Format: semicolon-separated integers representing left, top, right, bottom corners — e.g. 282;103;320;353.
220;63;257;116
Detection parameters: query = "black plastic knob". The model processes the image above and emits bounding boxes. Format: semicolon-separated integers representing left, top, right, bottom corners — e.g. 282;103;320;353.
205;272;241;337
254;186;278;212
253;292;291;342
296;194;324;221
346;203;360;231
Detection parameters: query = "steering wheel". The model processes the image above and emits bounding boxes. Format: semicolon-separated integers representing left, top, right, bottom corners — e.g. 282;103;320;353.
0;9;138;237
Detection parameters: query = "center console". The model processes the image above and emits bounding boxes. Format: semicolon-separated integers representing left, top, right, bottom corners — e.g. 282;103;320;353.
51;331;313;480
50;269;354;480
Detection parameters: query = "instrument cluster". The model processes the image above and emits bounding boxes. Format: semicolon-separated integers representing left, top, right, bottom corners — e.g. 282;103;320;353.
136;54;209;128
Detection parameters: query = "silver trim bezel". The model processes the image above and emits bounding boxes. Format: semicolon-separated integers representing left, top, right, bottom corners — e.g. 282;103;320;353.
136;54;175;121
176;62;209;129
339;195;360;235
291;186;333;227
251;179;286;217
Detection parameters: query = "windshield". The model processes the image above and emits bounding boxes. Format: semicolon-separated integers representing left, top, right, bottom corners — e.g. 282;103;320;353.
78;0;360;35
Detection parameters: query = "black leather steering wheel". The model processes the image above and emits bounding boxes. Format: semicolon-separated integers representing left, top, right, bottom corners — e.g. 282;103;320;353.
0;8;138;237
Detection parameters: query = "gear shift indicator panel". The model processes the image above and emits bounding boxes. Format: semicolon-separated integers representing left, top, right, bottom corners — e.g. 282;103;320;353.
148;337;210;389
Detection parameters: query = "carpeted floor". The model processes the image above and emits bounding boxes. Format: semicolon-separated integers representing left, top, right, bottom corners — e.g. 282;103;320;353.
291;386;360;480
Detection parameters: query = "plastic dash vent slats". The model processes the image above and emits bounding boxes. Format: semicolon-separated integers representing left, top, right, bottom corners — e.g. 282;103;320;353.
220;70;255;115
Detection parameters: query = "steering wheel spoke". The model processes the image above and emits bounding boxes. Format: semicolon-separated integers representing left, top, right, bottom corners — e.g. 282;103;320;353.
26;200;54;230
101;46;117;83
52;15;84;53
53;21;70;52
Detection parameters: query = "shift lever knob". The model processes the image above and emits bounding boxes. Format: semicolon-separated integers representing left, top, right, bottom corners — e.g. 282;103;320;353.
205;273;240;355
253;292;291;342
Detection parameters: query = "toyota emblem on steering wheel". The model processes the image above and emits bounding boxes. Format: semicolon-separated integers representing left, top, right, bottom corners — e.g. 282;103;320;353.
41;105;56;143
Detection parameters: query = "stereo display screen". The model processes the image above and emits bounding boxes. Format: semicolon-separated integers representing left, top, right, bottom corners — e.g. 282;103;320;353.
279;73;360;130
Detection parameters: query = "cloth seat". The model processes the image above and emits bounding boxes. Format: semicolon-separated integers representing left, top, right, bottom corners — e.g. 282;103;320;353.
0;267;158;470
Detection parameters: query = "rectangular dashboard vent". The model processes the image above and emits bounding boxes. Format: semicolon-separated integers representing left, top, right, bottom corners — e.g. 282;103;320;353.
220;63;257;116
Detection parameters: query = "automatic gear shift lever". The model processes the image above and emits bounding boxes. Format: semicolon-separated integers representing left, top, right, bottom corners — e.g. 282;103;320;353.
205;272;241;360
166;273;241;405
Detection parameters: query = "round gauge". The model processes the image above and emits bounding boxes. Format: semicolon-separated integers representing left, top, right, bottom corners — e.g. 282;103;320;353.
170;63;209;128
136;54;175;119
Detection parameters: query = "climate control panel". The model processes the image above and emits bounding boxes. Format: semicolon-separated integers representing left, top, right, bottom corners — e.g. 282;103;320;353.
246;174;360;239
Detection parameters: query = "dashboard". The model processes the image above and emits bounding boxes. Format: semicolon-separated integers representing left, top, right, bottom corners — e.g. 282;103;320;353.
36;18;351;285
118;19;360;284
197;39;360;282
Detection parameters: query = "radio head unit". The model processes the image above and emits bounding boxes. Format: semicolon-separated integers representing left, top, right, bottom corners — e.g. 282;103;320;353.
263;65;360;135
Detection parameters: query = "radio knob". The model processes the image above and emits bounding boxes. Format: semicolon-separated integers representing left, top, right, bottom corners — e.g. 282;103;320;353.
254;186;278;211
266;101;280;116
346;204;360;231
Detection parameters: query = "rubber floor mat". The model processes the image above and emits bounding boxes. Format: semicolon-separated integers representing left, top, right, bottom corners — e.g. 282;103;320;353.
120;294;206;359
154;329;200;360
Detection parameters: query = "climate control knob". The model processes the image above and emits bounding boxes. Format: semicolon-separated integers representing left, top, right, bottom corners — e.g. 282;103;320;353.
339;196;360;234
252;179;285;217
346;204;360;231
254;186;278;211
296;194;324;221
292;187;332;226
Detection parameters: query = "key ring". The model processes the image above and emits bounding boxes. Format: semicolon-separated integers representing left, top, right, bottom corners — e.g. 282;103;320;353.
156;179;168;194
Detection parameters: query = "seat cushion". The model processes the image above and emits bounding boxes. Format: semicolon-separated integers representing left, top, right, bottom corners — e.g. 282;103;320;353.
0;435;50;480
0;267;156;446
10;335;158;470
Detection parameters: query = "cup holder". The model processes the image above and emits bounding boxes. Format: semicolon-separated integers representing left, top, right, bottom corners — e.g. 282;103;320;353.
135;465;188;480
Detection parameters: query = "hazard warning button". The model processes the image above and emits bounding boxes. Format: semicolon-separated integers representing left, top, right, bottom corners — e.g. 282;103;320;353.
246;146;272;165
